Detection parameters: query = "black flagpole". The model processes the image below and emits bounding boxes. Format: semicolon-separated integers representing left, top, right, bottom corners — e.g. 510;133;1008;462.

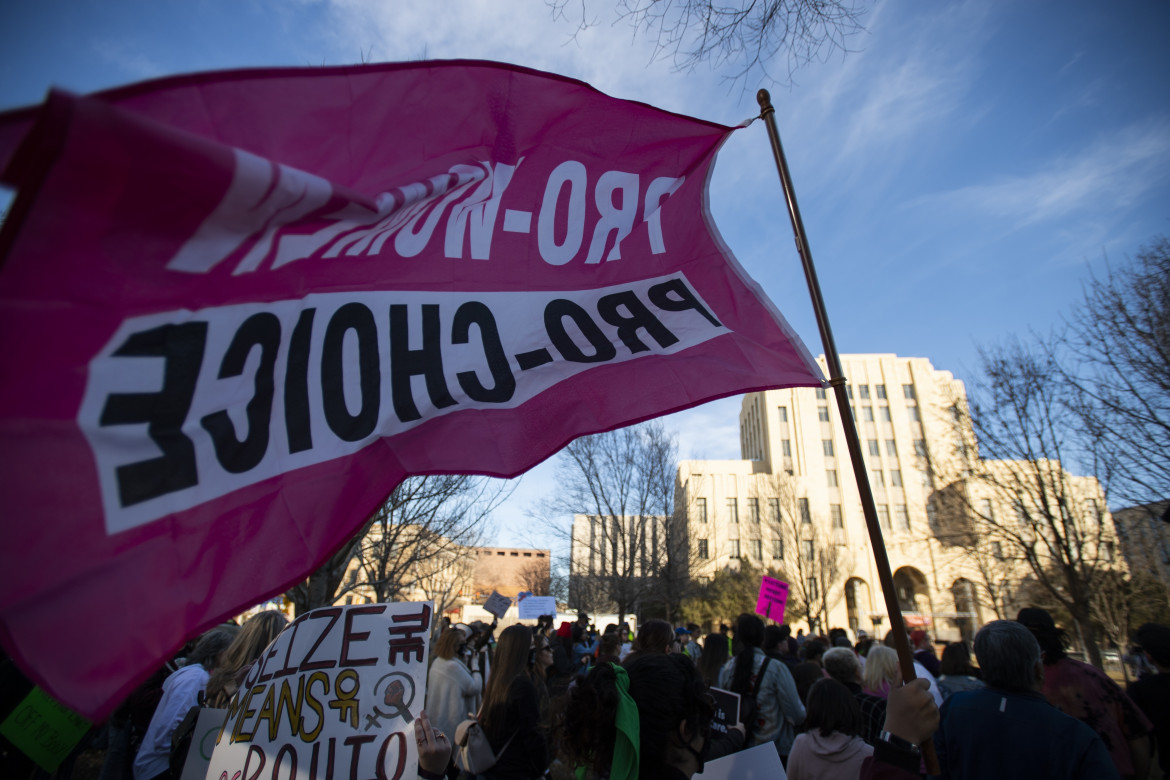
755;88;939;772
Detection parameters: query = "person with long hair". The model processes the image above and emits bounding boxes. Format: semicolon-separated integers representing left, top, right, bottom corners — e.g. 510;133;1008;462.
623;619;675;665
862;646;900;699
478;624;549;779
787;678;874;780
937;642;983;701
204;610;288;708
717;614;804;760
560;652;714;780
426;628;482;777
695;632;730;688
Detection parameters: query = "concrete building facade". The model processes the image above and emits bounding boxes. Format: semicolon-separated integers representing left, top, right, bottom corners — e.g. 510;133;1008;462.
676;353;1118;641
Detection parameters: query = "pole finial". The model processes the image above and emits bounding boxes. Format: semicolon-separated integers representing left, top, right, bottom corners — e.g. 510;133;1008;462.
756;89;774;115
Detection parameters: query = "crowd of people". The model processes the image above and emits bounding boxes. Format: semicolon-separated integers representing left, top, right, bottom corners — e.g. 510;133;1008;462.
15;606;1166;780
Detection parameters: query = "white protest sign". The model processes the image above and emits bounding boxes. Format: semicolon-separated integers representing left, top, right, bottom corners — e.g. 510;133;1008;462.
695;742;788;780
516;595;556;620
482;591;511;619
178;707;228;780
207;602;433;780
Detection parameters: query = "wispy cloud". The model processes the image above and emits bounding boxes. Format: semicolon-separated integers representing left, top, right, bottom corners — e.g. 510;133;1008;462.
926;117;1170;226
91;39;163;80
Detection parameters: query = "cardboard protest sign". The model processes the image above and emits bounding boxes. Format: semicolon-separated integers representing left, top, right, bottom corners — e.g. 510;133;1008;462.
0;687;90;772
517;595;557;620
482;591;511;619
707;687;741;736
207;602;432;780
696;742;788;780
755;576;789;623
178;707;228;780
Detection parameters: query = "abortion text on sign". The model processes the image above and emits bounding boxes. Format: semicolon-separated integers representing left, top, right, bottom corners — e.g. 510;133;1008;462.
207;602;432;780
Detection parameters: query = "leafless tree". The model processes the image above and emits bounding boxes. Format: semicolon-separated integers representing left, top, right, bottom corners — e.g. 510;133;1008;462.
754;471;843;633
519;557;553;596
285;475;509;615
1061;236;1170;507
547;420;684;624
964;341;1115;667
548;0;868;85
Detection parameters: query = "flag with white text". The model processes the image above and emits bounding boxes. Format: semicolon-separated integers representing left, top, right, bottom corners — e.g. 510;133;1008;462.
0;60;823;718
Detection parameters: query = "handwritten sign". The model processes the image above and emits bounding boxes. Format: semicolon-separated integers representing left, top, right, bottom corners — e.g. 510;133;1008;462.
708;687;740;735
0;687;90;772
207;602;433;780
755;576;789;623
482;591;511;619
516;595;557;620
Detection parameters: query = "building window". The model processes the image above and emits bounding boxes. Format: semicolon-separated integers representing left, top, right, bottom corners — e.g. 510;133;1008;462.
802;540;814;561
772;538;784;559
846;384;854;399
768;498;780;523
1086;499;1100;521
782;439;792;457
859;384;871;399
903;384;916;400
799;498;811;524
778;406;788;422
890;469;903;487
831;504;843;528
876;384;887;400
696;497;708;523
751;539;763;560
909;407;921;423
914;439;927;457
880;406;892;422
808;577;819;599
896;504;910;530
868;439;880;457
1014;499;1028;526
823;439;835;457
730;540;741;558
885;439;897;456
816;387;827;399
1104;541;1115;562
980;499;994;520
827;469;839;487
818;405;830;422
698;539;709;559
748;497;760;523
727;498;739;523
992;541;1003;560
872;469;884;486
878;505;890;529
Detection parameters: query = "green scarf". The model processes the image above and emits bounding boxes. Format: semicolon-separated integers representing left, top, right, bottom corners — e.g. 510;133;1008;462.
609;663;640;780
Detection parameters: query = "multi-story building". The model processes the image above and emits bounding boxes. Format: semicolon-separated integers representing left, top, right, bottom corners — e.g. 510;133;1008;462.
1112;501;1170;587
676;353;1118;641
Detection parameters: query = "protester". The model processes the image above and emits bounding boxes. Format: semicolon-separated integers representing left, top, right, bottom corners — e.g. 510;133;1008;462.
696;632;730;688
414;710;454;780
934;620;1118;779
718;613;805;761
1017;607;1152;779
132;627;236;780
787;678;874;780
882;631;943;706
862;646;900;699
822;646;887;745
573;628;599;672
203;610;288;708
596;633;623;668
936;642;984;701
478;624;549;779
911;630;941;678
792;640;830;704
425;628;482;777
1127;623;1170;778
545;622;576;696
624;619;674;664
682;624;702;660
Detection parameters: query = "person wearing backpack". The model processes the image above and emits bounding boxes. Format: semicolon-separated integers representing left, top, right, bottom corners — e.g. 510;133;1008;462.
718;613;805;764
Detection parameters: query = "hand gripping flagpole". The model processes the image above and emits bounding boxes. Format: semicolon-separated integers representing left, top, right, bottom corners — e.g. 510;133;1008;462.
756;89;940;772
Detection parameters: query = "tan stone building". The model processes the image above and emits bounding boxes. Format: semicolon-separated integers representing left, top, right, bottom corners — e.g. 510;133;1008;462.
676;353;1119;641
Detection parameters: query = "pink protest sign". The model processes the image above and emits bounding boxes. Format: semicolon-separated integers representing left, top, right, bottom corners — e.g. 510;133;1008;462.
0;61;822;718
756;576;790;623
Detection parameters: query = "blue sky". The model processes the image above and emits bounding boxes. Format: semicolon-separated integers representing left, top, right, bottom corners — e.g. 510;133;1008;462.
3;0;1168;552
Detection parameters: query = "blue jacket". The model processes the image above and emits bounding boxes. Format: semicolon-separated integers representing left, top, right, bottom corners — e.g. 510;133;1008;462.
934;687;1118;779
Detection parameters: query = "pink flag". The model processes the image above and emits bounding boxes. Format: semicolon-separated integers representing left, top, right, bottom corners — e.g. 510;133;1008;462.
0;61;822;718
